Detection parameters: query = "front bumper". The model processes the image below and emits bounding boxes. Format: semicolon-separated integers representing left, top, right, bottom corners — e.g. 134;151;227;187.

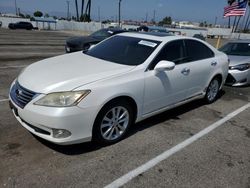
226;69;250;86
9;96;98;145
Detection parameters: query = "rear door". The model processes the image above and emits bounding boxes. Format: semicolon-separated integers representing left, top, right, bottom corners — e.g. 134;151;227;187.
184;39;217;98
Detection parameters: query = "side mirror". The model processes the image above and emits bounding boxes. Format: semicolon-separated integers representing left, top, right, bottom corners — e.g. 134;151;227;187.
154;60;175;72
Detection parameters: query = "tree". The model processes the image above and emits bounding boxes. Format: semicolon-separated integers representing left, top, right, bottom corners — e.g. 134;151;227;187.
25;14;31;19
80;14;91;22
199;22;204;27
44;13;49;18
158;16;172;26
33;11;43;17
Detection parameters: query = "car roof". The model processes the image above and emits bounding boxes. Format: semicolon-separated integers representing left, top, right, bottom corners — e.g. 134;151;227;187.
102;28;125;32
117;32;194;42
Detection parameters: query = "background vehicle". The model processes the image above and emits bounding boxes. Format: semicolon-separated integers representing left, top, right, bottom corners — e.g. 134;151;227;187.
9;33;228;145
193;34;206;41
0;21;2;28
65;28;127;53
8;21;34;30
219;40;250;86
137;25;169;33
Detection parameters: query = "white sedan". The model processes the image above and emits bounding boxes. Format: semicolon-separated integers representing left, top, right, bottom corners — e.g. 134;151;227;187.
9;32;229;145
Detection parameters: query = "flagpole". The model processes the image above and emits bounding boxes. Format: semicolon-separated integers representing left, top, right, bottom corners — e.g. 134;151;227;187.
234;16;242;32
232;16;237;33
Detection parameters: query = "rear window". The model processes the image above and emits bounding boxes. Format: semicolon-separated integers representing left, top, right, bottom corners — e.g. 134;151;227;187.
185;40;214;61
85;36;161;66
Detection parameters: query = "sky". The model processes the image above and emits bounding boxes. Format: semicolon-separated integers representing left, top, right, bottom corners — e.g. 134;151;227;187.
0;0;230;25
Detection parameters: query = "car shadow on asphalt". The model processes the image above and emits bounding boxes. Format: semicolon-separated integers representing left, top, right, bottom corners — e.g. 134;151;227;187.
34;90;225;155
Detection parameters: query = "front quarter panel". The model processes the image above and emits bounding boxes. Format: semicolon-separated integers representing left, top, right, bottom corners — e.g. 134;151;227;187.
75;69;145;123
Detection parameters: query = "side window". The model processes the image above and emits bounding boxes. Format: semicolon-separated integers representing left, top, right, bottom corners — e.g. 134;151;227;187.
149;40;185;70
185;40;214;61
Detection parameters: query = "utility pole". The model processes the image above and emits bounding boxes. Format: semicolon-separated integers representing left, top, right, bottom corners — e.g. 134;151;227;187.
214;16;217;27
118;0;122;27
98;6;100;22
66;1;70;20
153;10;156;23
14;0;18;16
145;12;148;23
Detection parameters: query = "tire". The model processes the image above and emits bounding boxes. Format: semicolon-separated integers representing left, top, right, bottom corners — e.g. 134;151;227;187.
204;78;220;104
92;100;134;145
83;43;91;51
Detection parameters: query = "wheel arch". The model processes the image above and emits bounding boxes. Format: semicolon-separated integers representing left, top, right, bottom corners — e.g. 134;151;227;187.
91;95;139;142
96;95;138;122
212;74;223;88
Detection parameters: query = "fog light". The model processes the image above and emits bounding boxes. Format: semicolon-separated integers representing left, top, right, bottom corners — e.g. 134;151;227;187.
52;129;71;138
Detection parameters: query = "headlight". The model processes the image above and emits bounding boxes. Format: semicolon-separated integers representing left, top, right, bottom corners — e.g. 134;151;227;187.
229;63;250;71
34;90;90;107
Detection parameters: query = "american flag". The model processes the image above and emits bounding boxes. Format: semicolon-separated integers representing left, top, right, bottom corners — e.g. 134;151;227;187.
224;0;247;17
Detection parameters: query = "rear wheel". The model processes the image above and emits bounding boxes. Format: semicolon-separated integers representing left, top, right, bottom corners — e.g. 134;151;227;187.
205;78;220;103
92;100;134;145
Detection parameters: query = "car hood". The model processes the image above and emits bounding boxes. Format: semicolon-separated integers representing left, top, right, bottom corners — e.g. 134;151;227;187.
228;55;250;66
66;36;99;45
18;52;135;93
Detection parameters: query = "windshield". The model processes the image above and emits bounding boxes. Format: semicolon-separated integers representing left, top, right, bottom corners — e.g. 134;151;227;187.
85;35;161;66
219;42;250;56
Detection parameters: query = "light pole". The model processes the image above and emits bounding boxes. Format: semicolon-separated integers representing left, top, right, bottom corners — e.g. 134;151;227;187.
118;0;122;27
66;1;70;20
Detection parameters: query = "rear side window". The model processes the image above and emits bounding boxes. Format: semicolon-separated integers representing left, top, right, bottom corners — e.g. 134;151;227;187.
185;40;214;61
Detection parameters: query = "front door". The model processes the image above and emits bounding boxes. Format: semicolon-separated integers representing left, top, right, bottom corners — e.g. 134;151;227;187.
143;40;191;115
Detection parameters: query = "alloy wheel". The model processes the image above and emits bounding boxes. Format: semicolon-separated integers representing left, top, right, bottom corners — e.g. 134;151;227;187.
100;106;129;141
207;79;219;102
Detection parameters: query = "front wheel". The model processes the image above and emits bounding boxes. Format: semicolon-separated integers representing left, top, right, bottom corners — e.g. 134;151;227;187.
205;78;220;103
92;100;134;145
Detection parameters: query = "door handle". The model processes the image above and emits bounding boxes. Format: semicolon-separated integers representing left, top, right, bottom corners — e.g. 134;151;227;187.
181;68;190;75
211;61;217;66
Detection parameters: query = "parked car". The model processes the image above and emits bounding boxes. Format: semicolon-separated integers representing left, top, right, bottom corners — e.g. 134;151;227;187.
8;21;34;30
137;25;169;33
65;28;126;53
193;34;206;41
219;40;250;86
9;32;228;145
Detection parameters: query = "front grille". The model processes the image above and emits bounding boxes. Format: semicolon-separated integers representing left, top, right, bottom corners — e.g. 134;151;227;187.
10;82;38;109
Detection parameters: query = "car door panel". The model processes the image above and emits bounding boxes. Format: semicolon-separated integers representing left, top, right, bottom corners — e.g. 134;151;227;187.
184;39;217;98
143;64;192;114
